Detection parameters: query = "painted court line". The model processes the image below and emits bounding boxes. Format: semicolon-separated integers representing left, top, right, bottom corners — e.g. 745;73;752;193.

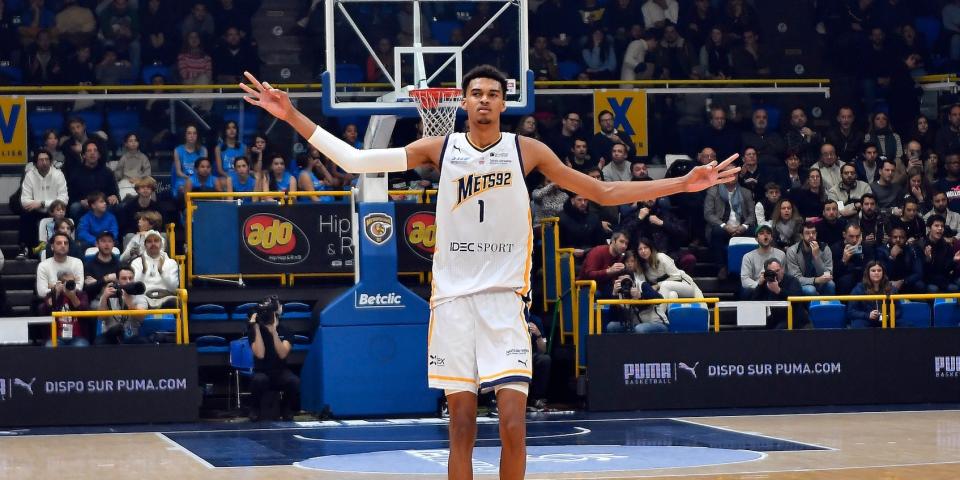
670;418;836;451
292;426;591;443
154;432;215;469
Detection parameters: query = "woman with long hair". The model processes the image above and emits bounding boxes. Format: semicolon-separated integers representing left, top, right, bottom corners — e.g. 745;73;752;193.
846;261;894;328
247;133;268;174
41;129;65;170
581;28;617;80
770;198;803;248
257;153;297;197
634;237;703;300
699;26;731;79
171;124;207;196
863;111;904;161
909;114;937;149
924;149;941;185
220;156;257;204
790;168;826;219
904;167;932;213
513;115;541;140
297;152;338;203
214;120;247;177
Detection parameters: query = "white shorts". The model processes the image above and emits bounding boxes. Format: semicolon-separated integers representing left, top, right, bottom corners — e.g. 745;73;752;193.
428;290;532;394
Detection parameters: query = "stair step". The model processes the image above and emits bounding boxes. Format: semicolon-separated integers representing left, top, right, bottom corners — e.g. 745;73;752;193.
10;305;32;315
0;204;12;215
2;258;38;274
0;230;18;244
2;273;39;290
1;244;22;258
0;214;19;230
7;289;37;307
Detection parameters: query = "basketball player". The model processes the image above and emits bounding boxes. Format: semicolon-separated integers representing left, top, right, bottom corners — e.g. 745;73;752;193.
240;66;739;479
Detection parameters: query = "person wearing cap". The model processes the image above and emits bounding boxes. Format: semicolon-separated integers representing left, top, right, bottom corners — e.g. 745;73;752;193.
739;223;786;298
82;231;120;302
131;230;180;309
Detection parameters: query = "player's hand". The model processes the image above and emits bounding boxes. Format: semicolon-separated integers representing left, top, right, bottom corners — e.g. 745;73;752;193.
683;153;740;193
240;72;294;121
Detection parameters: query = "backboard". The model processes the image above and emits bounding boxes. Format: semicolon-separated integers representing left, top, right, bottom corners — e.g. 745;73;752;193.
322;0;534;117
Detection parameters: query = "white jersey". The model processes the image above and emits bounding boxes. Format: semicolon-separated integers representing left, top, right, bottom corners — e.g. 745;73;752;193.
430;132;533;306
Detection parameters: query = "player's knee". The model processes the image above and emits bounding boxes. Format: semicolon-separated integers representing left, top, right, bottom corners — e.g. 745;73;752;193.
498;410;525;442
448;410;477;437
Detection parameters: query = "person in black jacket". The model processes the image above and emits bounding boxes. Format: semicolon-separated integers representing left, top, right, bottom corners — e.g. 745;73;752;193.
247;296;300;421
878;226;924;293
751;257;806;329
558;194;606;260
832;223;878;295
919;214;959;293
67;141;120;220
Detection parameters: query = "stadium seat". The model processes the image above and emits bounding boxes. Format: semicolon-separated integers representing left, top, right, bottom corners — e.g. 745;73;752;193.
142;64;172;84
229;338;254;408
914;16;941;51
140;314;177;341
335;63;364;84
231;303;258;321
895;300;931;328
281;302;312;320
557;61;582;81
196;335;229;354
73;109;104;133
430;20;461;45
190;304;228;321
27;110;64;145
222;108;259;144
811;300;846;329
933;298;960;327
106;110;141;147
0;65;22;84
728;237;759;276
667;302;709;333
290;334;312;352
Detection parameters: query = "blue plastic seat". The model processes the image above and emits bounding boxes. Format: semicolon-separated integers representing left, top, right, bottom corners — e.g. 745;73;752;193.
142;64;172;84
231;303;258;321
27;110;64;144
290;334;312;352
728;240;759;276
281;302;312;320
0;65;22;84
335;63;364;85
812;300;846;329
933;298;960;328
140;314;177;340
191;304;229;321
73;109;104;133
431;20;461;44
557;61;582;80
196;335;229;354
667;302;709;333
914;16;941;51
895;300;931;328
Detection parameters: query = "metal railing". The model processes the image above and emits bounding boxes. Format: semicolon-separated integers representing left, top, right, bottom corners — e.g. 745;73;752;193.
888;293;960;328
594;297;722;333
787;295;889;329
50;289;189;347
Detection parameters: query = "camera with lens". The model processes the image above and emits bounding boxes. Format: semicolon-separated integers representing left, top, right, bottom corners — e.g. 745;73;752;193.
110;281;145;297
763;270;778;281
64;280;76;291
255;295;281;325
618;276;634;297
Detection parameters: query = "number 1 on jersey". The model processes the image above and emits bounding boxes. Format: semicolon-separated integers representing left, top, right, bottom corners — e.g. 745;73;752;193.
478;199;485;223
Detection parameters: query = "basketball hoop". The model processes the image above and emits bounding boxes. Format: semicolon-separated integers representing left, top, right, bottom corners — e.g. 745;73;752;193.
410;87;462;137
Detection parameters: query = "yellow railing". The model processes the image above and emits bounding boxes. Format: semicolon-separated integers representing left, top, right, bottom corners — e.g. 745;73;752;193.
594;297;721;333
888;293;960;328
50;290;188;347
556;247;577;344
786;295;888;329
539;217;560;314
536;78;831;88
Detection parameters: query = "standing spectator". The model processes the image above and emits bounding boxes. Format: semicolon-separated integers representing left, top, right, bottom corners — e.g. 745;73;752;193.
212;26;258;84
784;107;823;167
846;261;894;328
620;31;658;82
863;111;904;162
741;108;785;168
76;192;119;251
790;168;827;219
95;265;150;345
601;143;632;181
82;231;119;302
36;233;85;303
925;191;960;236
828;163;872;218
854;142;882;184
581;28;617;80
704;175;756;277
786;221;835;296
770;198;803;248
871;158;904;210
920;214;958;293
66;141;120;220
590;110;636;166
878;226;924;294
641;0;678;30
935;105;960;158
739;224;784;298
833;223;877;295
579;231;630;298
546;111;583;160
171;125;208;196
826;106;866;163
529;35;559;81
531;178;569;226
113;133;151;200
131;230;179;308
181;2;215;41
19;150;68;255
698;26;731;80
698;106;741;161
99;0;140;70
177;31;214;111
812;143;844;192
558;194;606;259
751;258;805;329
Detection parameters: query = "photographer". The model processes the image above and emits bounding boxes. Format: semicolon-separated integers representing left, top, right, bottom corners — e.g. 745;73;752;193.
751;258;807;329
607;251;668;334
247;296;300;421
44;271;91;347
95;266;149;345
83;231;120;302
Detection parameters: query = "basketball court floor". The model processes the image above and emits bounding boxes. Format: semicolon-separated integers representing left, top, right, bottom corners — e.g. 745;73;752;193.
3;406;960;479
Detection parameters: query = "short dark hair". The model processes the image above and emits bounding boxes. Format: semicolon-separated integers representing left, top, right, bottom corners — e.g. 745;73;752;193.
33;149;51;163
82;139;99;155
50;232;71;245
763;258;782;270
194;156;211;170
863;141;879;152
96;230;115;241
117;265;135;277
611;231;629;243
802;221;818;231
764;182;781;192
840;163;857;174
461;64;508;97
860;192;876;203
87;191;105;204
597;109;614;121
927;214;946;227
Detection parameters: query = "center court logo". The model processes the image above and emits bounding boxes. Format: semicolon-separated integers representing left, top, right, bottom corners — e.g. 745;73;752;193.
935;356;960;378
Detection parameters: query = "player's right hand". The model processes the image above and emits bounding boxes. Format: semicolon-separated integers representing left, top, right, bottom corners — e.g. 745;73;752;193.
240;71;293;121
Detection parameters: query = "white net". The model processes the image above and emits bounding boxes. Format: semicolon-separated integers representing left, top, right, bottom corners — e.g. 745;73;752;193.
411;88;462;137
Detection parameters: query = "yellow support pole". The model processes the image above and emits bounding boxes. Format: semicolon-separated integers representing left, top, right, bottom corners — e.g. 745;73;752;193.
788;302;793;330
883;299;889;329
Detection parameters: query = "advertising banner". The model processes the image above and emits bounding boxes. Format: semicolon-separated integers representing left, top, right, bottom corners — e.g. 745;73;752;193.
0;345;199;426
395;203;437;272
592;90;648;157
238;203;354;274
0;96;27;164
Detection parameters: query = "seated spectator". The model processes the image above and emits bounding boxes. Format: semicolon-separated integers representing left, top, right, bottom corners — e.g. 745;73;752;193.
525;311;551;411
621;31;658;82
579;231;630;298
934;105;960;158
854;142;882;184
546;111;583;160
786;221;835;296
740;224;785;298
847;261;895;328
737;146;763;199
36;232;85;308
19;150;68;255
635;237;702;299
581;28;617;80
630;161;650;181
178;33;214;111
816;200;847;247
36;200;71;255
904;167;932;213
871;158;904;211
212;26;258;84
699;26;731;80
531;178;569;226
705;175;756;277
857;193;885;249
99;0;140;70
341;124;363;150
171;124;208;196
59;117;106;176
222;156;258;200
620;198;696;272
564;138;598;173
729;27;771;77
214;120;246;177
878;226;924;294
181;2;215;41
790;167;826;219
22;29;63;85
608;251;668;333
863;111;904;162
76;192;119;251
184;157;222;195
514;115;541;140
121;210;163;263
826;106;866;163
833;223;877;295
117;176;160;237
40;129;66;171
601;143;632;182
44;219;84;260
590;110;635;166
247;133;269;174
558;194;606;260
919;214;958;293
784;107;823;167
95;265;150;345
113;133;151;200
751;258;806;329
297;153;337;203
94;46;136;85
530;35;559;80
257;153;297;196
888;197;926;244
828;163;872;218
778;150;806;194
55;0;97;47
44;271;90;347
657;22;695;80
754;181;781;224
812;144;843;192
770;198;802;248
925;191;960;236
66;141;120;220
82;231;119;302
131;230;179;308
741;108;785;168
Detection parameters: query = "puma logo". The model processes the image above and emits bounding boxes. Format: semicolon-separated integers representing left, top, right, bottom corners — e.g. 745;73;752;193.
13;378;35;395
518;359;528;367
678;362;699;379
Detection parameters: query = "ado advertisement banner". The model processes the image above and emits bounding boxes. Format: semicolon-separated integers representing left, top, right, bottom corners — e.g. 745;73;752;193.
0;96;27;164
592;90;648;157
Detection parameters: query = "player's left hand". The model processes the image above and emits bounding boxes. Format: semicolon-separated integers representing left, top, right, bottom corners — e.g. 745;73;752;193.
683;153;740;193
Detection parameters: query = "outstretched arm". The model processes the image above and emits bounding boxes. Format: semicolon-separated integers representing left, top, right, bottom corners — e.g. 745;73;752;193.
240;72;437;173
522;137;739;206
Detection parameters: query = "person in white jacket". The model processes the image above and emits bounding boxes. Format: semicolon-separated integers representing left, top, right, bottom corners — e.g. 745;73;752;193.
620;33;658;84
131;230;180;308
20;150;69;254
